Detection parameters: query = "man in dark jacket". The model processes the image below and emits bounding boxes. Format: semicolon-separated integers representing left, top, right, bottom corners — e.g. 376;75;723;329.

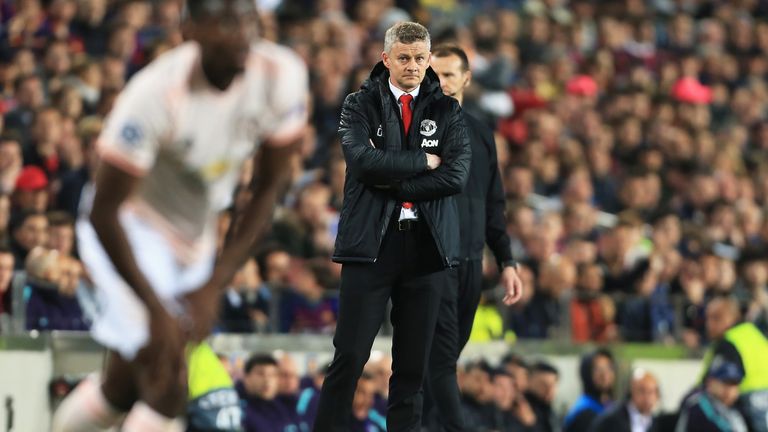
589;369;659;432
423;44;523;431
314;22;471;432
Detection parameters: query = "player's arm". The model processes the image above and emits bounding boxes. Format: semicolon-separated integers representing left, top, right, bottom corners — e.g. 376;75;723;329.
212;143;294;289
89;163;165;315
90;71;168;319
340;93;438;185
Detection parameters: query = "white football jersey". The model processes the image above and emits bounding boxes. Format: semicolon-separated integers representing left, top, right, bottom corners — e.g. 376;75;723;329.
94;40;308;263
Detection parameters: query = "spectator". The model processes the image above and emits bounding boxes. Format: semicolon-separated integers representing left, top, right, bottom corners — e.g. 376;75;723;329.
500;353;530;395
677;358;748;432
564;348;617;432
24;247;88;331
278;258;338;334
571;262;617;343
219;258;271;333
270;182;337;259
9;209;48;269
589;369;660;432
350;373;386;432
236;354;300;432
492;369;538;431
12;165;48;213
460;361;498;430
525;361;561;432
46;211;75;257
522;256;576;339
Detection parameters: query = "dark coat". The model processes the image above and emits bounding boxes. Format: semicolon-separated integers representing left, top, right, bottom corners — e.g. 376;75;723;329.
332;62;471;267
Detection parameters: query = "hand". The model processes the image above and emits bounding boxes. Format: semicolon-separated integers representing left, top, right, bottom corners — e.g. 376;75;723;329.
182;284;222;342
513;397;537;426
136;305;187;406
138;305;185;373
426;153;441;170
500;265;524;305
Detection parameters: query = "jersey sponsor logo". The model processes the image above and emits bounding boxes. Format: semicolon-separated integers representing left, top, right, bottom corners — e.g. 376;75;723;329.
420;119;437;137
120;122;143;148
421;138;438;148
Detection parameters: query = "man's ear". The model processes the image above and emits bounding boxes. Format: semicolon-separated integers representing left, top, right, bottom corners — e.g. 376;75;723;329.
382;51;390;69
464;70;472;89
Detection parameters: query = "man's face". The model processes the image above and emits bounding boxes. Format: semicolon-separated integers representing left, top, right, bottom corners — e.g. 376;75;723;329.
630;375;659;415
278;358;300;396
431;54;470;101
529;371;558;404
505;363;529;393
352;378;376;420
245;364;279;400
15;215;49;251
16;189;49;213
706;300;737;340
48;225;75;256
493;374;516;411
186;0;256;84
707;378;741;407
382;41;430;92
592;355;615;393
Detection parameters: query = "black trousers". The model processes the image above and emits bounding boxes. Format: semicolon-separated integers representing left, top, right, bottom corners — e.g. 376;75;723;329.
423;259;483;431
314;218;447;432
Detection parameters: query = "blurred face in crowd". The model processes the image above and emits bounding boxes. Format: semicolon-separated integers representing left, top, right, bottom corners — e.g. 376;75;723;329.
493;373;516;411
431;53;470;104
264;250;291;284
707;378;741;407
48;223;75;256
592;354;615;394
297;185;331;229
463;366;494;402
529;369;558;404
15;187;49;213
244;363;279;400
33;108;63;146
0;252;14;292
14;214;49;251
630;371;659;415
504;362;529;393
706;298;739;340
277;355;300;396
16;76;44;110
352;377;376;420
383;40;430;92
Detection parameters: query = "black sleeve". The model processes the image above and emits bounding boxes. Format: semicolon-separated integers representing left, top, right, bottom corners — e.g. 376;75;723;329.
481;124;514;269
393;99;472;201
339;93;428;185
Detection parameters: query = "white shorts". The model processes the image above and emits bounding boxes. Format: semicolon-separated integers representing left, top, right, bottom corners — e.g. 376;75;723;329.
76;212;215;360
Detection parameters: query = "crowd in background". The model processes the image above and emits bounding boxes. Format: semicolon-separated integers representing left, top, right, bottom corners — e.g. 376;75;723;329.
2;0;768;351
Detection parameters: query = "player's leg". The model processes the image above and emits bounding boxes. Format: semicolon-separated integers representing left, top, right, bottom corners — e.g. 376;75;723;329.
51;351;136;432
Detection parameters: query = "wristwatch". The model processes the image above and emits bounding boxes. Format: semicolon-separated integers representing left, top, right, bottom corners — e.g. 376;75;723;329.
500;259;519;271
